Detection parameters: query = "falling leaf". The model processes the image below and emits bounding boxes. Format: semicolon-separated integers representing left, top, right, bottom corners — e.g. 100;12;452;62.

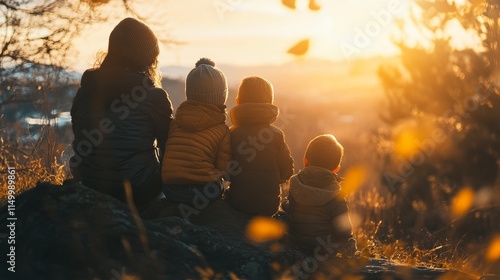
287;39;309;56
451;187;474;218
394;130;420;158
271;261;281;271
246;216;286;243
122;275;140;280
269;243;283;252
486;235;500;262
282;0;296;9
309;0;321;11
341;166;367;197
195;266;215;279
228;272;239;280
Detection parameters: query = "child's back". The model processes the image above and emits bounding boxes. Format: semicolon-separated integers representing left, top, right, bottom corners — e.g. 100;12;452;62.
283;134;357;256
285;166;352;248
225;77;294;216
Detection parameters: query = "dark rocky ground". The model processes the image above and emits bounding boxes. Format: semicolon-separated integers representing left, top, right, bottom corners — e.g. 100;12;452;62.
0;181;480;279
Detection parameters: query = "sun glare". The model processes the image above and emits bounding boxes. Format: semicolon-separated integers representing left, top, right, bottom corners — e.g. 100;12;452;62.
486;235;500;262
245;217;286;244
394;129;421;158
341;166;368;197
451;187;475;218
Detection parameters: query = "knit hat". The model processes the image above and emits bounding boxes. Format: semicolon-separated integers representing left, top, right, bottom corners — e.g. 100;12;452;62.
305;134;344;171
185;58;228;105
108;18;159;70
237;76;274;104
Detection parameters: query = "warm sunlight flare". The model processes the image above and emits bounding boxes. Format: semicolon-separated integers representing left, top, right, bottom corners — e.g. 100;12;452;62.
341;166;368;197
3;0;500;278
340;275;364;280
70;0;414;71
486;235;500;262
394;129;420;158
245;217;286;243
451;187;475;218
121;275;140;280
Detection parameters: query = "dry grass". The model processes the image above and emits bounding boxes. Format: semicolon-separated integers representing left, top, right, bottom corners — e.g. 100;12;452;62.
0;126;497;278
350;185;500;277
1;154;495;277
0;128;70;203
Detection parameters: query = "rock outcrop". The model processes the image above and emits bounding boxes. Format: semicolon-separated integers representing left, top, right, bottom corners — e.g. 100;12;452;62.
0;181;477;279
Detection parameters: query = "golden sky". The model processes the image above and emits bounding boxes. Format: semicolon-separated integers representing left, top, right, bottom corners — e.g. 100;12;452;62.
73;0;413;71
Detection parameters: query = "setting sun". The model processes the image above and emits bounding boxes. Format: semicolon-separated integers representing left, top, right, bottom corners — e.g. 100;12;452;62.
72;0;414;71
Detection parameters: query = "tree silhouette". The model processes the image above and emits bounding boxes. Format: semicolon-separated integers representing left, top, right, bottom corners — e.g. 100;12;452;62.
0;0;163;110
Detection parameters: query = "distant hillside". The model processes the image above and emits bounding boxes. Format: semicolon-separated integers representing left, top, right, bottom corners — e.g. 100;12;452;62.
161;56;398;171
161;56;398;107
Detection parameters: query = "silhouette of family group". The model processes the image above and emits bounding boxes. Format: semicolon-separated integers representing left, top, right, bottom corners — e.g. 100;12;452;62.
70;18;357;257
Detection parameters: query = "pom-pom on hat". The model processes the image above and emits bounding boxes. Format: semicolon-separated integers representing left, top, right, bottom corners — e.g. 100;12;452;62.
237;76;274;104
305;134;344;171
108;18;160;70
185;58;228;105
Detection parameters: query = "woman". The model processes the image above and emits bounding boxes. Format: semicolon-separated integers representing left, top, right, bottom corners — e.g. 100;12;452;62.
70;18;173;207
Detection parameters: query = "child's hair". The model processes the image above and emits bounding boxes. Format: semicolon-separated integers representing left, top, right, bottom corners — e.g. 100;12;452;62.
94;18;162;87
185;58;228;105
237;76;274;104
305;134;344;170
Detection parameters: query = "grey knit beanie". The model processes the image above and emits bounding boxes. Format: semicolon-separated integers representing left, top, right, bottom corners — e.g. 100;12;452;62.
186;58;228;105
108;18;159;69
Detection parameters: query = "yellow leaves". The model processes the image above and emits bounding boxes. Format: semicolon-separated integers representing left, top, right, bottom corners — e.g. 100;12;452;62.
486;235;500;262
281;0;321;11
246;217;286;243
451;187;475;218
341;166;368;197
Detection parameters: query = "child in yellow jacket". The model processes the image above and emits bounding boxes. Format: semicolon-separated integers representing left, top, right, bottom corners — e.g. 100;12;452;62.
162;58;230;209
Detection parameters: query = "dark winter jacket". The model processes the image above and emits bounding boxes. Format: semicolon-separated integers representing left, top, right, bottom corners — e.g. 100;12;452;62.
161;100;231;185
70;66;173;206
225;103;294;216
283;166;353;250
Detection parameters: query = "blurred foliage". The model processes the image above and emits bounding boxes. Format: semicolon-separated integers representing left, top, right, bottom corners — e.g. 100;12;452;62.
377;0;500;241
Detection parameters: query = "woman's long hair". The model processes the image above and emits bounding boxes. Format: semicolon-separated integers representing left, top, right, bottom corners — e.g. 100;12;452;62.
93;51;162;88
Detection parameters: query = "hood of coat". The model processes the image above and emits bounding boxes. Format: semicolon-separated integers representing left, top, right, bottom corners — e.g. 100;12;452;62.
289;166;341;206
230;103;279;126
175;100;226;131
